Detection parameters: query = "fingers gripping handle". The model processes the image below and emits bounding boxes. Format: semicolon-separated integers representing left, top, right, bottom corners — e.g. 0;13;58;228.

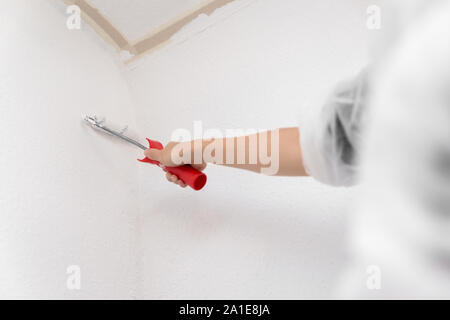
163;165;207;191
138;139;207;191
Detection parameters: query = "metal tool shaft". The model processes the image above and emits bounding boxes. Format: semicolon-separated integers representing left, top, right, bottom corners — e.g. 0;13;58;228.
84;115;147;150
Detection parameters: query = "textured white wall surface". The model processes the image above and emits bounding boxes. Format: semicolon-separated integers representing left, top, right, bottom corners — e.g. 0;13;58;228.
126;0;372;299
0;1;140;299
1;0;371;299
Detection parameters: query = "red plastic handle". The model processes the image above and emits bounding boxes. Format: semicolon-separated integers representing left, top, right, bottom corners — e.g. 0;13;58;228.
138;139;207;191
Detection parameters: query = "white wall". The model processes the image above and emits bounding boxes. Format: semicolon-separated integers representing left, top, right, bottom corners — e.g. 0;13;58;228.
125;0;372;299
0;1;140;299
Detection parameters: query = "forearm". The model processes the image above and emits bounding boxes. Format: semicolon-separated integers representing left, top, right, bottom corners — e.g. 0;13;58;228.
197;127;307;176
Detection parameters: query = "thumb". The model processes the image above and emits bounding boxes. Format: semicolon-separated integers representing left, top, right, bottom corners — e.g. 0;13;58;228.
144;148;163;162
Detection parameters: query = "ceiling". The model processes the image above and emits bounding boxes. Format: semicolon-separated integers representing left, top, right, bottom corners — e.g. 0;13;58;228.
89;0;205;40
66;0;237;62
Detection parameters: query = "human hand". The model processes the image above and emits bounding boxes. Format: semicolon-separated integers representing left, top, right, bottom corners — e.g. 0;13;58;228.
144;141;207;188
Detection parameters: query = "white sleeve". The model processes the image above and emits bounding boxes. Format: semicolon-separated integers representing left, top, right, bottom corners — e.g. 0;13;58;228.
300;70;369;186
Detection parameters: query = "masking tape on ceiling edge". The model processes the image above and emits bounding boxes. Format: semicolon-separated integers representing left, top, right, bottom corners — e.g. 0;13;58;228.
63;0;236;61
131;0;236;55
64;0;134;53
